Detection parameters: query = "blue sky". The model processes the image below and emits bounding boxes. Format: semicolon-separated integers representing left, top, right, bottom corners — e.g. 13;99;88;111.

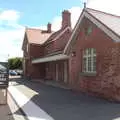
0;0;120;61
0;0;85;61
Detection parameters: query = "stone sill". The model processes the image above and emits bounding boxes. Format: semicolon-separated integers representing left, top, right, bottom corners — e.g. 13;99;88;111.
80;72;97;76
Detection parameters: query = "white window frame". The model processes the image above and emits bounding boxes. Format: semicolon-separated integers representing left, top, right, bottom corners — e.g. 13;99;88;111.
83;48;96;73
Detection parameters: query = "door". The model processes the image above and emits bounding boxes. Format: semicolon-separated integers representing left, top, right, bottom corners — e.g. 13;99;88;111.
56;62;64;82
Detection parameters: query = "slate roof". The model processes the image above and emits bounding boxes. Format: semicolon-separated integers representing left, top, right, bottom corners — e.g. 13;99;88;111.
86;8;120;37
44;29;62;44
44;27;71;44
26;28;52;44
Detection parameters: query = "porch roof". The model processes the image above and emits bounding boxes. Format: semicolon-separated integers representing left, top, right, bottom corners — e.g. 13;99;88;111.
32;54;69;64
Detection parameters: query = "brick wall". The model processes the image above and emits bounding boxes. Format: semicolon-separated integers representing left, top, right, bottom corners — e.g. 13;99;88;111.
24;58;45;79
44;29;71;55
23;43;45;79
45;62;56;80
30;44;44;58
45;60;68;82
69;17;120;101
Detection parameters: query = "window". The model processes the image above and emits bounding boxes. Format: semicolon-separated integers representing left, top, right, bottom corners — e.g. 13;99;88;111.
87;26;92;35
83;48;96;73
84;25;93;36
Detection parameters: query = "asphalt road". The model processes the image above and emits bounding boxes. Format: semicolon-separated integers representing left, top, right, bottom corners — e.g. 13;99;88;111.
10;77;120;120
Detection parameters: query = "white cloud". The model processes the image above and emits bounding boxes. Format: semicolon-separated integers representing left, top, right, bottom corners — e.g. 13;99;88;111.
0;29;24;52
0;28;25;61
0;10;20;21
38;25;47;30
39;16;62;31
52;16;62;31
51;7;82;31
39;0;120;32
0;9;25;61
69;7;82;28
40;7;82;31
87;0;120;16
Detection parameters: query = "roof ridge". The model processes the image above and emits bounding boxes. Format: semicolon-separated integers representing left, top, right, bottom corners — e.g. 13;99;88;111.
26;27;54;34
86;7;120;18
26;27;42;31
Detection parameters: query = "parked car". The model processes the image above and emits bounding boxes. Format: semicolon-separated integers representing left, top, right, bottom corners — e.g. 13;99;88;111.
14;69;23;75
9;70;18;76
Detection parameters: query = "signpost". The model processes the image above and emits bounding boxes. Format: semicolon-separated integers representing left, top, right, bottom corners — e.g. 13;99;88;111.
0;62;9;104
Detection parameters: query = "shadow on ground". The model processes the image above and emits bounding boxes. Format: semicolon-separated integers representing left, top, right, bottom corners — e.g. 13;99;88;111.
10;77;120;120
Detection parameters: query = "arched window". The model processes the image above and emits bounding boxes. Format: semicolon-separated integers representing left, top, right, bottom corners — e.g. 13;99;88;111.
83;48;96;73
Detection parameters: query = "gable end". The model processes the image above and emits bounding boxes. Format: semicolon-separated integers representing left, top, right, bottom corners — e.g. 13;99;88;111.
64;8;120;55
85;12;120;42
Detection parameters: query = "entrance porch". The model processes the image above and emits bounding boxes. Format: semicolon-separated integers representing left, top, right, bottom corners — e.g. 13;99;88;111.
32;54;69;84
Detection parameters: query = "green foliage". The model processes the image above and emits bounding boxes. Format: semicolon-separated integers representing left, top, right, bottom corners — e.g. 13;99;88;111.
8;57;23;69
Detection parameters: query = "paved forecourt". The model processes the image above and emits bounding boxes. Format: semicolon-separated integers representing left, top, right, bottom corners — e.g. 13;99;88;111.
8;86;54;120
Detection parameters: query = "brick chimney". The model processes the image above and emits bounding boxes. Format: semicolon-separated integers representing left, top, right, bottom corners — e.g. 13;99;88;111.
47;23;51;33
62;10;71;29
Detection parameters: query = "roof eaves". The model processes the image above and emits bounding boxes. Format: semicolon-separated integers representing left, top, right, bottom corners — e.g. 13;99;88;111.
32;54;69;64
86;8;120;19
85;9;120;40
29;43;42;46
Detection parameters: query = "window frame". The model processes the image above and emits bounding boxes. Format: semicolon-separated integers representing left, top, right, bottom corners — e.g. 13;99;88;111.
83;48;96;73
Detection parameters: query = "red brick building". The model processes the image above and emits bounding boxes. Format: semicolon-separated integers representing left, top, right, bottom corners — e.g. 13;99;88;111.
22;8;120;101
22;24;52;79
22;10;72;83
64;8;120;101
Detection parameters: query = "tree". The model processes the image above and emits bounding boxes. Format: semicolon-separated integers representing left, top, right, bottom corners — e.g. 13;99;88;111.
8;57;23;69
